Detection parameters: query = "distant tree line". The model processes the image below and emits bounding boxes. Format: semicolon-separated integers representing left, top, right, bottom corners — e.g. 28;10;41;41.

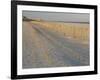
23;16;45;22
23;16;33;21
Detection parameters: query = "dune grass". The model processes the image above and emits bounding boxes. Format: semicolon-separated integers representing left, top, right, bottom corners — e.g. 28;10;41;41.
31;21;89;44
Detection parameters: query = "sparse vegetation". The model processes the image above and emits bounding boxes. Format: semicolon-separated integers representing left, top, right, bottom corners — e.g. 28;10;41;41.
31;20;89;44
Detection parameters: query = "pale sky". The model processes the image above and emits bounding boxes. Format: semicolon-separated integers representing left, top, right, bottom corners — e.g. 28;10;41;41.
23;10;89;23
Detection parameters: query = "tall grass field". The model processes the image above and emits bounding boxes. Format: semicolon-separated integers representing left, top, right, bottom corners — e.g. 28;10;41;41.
31;20;89;44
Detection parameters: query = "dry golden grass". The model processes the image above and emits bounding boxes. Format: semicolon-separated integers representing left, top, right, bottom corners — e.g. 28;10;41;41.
31;21;89;44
